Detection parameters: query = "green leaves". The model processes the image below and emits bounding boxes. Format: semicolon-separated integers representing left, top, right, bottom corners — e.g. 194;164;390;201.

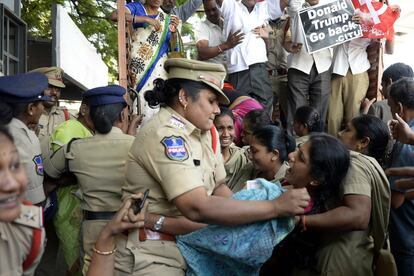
22;0;118;81
22;0;197;83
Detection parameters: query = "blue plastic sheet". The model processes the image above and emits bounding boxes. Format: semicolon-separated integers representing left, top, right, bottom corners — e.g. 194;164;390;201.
177;179;295;276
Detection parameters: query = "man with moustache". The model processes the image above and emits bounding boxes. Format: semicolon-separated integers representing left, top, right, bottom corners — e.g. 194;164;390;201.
30;67;74;144
195;0;244;67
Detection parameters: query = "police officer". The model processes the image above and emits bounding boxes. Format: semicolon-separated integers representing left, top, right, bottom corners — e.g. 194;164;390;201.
0;126;45;275
43;85;137;275
122;58;310;275
30;67;75;144
0;72;51;205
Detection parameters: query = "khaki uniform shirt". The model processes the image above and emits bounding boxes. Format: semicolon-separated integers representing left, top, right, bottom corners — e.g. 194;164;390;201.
44;127;134;274
0;204;45;276
266;19;289;72
228;161;289;193
121;107;226;273
224;144;249;186
44;127;134;212
7;118;45;204
123;106;226;216
38;106;75;142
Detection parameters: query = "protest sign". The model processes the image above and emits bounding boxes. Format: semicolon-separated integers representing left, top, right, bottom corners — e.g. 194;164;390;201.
299;0;363;54
352;0;400;40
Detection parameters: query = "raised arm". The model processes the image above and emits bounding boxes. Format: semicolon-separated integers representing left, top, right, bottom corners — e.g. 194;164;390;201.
196;30;244;61
173;186;310;225
174;0;203;22
109;6;161;30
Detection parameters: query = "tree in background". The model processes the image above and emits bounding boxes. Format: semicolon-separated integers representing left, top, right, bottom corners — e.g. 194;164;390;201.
22;0;197;82
22;0;118;81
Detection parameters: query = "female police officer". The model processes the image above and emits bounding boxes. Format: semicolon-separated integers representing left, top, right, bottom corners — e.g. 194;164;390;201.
43;85;138;275
0;72;51;205
122;58;311;275
0;75;50;276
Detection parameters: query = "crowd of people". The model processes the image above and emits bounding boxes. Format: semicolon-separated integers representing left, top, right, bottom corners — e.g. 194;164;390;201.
1;0;414;275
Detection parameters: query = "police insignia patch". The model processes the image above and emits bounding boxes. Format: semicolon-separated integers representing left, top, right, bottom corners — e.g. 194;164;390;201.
32;155;44;176
161;136;188;161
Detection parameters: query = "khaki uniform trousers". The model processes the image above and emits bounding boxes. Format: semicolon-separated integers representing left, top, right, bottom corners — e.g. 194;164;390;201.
327;70;369;136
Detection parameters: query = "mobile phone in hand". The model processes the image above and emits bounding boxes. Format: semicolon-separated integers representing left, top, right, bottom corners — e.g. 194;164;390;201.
132;189;149;215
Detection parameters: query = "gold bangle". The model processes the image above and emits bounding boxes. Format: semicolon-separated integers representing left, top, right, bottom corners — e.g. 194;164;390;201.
217;45;223;53
92;246;117;256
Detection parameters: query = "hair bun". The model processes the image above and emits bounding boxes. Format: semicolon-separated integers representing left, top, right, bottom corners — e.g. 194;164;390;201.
144;78;167;108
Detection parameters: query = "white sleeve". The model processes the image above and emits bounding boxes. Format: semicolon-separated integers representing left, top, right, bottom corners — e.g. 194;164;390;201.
220;0;236;22
266;0;283;20
195;22;210;43
287;0;306;44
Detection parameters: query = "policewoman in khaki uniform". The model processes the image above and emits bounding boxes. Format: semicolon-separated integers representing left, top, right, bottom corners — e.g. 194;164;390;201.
0;126;45;275
43;85;135;275
0;72;52;205
122;58;311;275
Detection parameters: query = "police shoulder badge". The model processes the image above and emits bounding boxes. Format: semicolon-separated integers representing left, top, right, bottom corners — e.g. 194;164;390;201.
161;136;188;161
32;155;44;176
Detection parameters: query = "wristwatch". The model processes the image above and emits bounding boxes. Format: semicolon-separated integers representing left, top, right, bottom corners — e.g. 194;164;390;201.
153;216;165;231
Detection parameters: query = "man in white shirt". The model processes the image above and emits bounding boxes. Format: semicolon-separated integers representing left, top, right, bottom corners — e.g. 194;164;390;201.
216;0;286;114
327;37;371;136
286;0;332;134
195;0;244;67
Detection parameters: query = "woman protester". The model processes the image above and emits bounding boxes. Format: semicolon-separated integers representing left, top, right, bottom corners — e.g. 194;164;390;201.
43;85;138;275
261;133;351;275
0;126;45;275
241;109;273;146
122;58;310;276
213;107;248;185
288;114;391;276
111;0;180;120
293;106;322;146
221;83;264;146
0;72;51;206
228;125;295;193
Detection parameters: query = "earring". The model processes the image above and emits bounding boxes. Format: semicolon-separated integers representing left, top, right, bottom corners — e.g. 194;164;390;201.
356;145;362;151
184;104;188;111
310;180;318;186
29;112;33;116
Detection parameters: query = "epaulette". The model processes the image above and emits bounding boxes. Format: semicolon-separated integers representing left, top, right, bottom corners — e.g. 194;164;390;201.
168;115;186;129
13;202;43;229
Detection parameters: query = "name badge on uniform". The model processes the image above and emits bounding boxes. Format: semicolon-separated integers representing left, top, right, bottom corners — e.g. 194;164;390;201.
169;115;185;129
161;136;188;161
32;155;44;176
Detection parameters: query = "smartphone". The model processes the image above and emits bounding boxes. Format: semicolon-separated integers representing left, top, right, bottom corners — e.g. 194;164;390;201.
132;189;149;215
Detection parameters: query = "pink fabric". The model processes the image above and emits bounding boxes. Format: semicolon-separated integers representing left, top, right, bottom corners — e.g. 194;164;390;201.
232;98;263;146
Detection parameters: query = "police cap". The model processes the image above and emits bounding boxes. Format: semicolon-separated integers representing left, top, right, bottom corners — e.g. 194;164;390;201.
30;67;66;88
84;85;127;107
164;58;229;105
0;72;50;103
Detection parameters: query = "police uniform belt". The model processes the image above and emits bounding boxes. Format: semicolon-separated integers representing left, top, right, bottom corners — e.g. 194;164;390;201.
83;210;116;220
139;228;176;242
